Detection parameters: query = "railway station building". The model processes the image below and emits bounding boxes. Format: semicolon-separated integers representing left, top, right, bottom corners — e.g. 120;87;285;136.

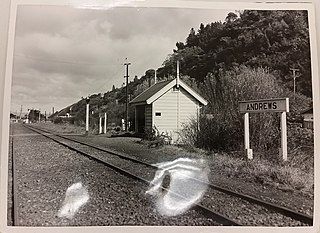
129;78;207;143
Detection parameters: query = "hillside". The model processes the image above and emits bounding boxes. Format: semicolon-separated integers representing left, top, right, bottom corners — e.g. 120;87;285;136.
53;9;312;131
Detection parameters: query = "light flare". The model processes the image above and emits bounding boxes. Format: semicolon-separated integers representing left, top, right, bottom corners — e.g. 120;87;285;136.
58;182;89;219
146;158;209;216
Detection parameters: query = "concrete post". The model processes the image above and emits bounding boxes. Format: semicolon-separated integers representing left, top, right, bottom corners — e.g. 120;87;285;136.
280;112;288;161
99;117;102;134
104;113;107;134
85;99;89;136
244;113;253;159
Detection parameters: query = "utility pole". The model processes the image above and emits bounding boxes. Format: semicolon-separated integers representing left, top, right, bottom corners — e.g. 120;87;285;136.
124;59;131;132
290;68;299;101
27;109;30;123
19;105;22;120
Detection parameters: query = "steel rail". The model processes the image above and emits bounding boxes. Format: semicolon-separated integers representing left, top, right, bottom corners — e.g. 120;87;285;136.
11;124;19;226
25;124;313;225
24;124;242;226
24;125;152;167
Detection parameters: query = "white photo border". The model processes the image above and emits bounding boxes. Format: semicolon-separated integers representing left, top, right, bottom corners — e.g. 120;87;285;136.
0;1;319;233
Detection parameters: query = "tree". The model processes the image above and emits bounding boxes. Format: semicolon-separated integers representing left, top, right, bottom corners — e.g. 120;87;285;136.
225;12;238;23
186;28;198;47
159;10;311;97
174;42;185;52
183;67;311;153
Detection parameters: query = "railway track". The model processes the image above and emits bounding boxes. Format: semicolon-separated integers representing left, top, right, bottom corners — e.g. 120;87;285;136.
10;123;19;226
10;124;220;226
13;124;313;226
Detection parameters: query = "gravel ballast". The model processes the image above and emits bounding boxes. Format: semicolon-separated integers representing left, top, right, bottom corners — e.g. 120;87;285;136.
31;127;309;226
64;133;313;217
8;122;313;227
9;124;221;226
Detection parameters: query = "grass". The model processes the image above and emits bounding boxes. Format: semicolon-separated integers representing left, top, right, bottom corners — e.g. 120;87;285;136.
207;150;313;194
38;122;85;134
158;144;314;194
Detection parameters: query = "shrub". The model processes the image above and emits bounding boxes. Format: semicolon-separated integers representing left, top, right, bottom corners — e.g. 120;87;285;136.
180;66;312;159
178;118;199;150
143;127;157;141
143;127;172;148
286;124;314;171
64;117;75;124
53;117;63;124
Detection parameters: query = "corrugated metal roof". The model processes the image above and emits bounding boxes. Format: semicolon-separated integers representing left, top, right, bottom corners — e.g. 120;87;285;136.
301;107;313;114
130;80;172;104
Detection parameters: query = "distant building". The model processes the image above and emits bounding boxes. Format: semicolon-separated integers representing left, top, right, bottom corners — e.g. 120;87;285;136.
10;118;18;123
129;78;207;143
301;107;313;130
10;113;18;123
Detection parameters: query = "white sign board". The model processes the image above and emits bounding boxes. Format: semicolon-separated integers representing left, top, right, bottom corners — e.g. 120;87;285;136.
239;98;289;113
239;98;289;161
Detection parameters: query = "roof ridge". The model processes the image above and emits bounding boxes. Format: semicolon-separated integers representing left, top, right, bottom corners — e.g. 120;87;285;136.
130;78;207;106
129;79;173;104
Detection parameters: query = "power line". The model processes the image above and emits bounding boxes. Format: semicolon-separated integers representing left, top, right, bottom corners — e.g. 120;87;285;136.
290;68;300;101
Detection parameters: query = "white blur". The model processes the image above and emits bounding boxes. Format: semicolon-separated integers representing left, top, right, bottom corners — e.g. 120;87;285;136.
58;182;89;219
146;158;209;216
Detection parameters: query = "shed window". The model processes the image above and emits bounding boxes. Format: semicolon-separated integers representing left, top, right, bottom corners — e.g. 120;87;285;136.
155;112;161;116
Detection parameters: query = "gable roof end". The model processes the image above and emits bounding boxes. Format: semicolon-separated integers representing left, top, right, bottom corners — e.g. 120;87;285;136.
301;107;313;114
129;80;172;105
129;78;208;106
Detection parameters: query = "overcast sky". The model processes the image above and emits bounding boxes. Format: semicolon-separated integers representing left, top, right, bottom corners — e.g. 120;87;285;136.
10;5;232;115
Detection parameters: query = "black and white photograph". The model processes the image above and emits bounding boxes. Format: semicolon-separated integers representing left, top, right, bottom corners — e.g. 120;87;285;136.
0;0;319;232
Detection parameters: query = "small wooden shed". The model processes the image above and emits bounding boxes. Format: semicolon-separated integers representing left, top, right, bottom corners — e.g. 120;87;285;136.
301;107;313;129
129;78;207;142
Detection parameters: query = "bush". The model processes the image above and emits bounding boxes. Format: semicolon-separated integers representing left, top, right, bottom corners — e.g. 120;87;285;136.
143;127;172;148
64;117;75;124
53;117;63;124
180;66;312;158
143;127;157;141
287;125;314;171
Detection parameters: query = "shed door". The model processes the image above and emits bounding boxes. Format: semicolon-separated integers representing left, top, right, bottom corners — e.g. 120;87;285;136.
136;105;146;133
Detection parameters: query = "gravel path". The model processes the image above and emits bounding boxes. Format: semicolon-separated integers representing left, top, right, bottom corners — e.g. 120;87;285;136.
9;124;220;226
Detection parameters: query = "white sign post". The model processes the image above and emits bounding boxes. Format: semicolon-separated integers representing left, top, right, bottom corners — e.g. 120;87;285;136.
239;98;289;161
104;113;107;134
85;98;90;136
280;111;288;161
99;116;102;134
244;113;253;159
99;112;107;134
122;119;125;131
